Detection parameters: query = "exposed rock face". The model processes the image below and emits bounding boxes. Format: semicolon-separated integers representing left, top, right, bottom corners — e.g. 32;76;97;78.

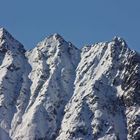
0;28;139;140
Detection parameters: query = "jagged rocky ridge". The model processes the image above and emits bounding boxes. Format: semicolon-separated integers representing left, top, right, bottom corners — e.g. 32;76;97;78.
0;28;139;140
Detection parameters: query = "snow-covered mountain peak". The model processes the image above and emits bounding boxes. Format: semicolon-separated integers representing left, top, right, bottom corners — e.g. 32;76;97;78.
0;27;25;54
35;33;79;57
53;33;64;40
0;27;16;42
0;27;5;34
111;36;127;48
81;37;128;62
42;33;65;42
0;27;7;36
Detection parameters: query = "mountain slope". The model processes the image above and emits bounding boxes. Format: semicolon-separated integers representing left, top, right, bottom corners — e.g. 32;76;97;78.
0;28;27;140
11;33;80;140
57;37;140;140
0;28;139;140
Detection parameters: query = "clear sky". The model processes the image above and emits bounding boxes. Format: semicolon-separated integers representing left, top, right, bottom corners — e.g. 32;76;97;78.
0;0;140;52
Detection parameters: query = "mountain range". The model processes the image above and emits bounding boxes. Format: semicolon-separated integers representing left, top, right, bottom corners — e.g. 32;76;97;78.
0;28;139;140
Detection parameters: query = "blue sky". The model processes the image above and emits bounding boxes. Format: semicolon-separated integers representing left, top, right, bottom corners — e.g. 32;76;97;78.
0;0;140;51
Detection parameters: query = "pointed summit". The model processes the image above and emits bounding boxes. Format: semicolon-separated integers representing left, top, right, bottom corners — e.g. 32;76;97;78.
112;36;127;47
45;33;65;43
0;27;6;33
0;27;14;40
37;33;69;51
53;33;64;40
0;27;25;53
0;27;7;39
